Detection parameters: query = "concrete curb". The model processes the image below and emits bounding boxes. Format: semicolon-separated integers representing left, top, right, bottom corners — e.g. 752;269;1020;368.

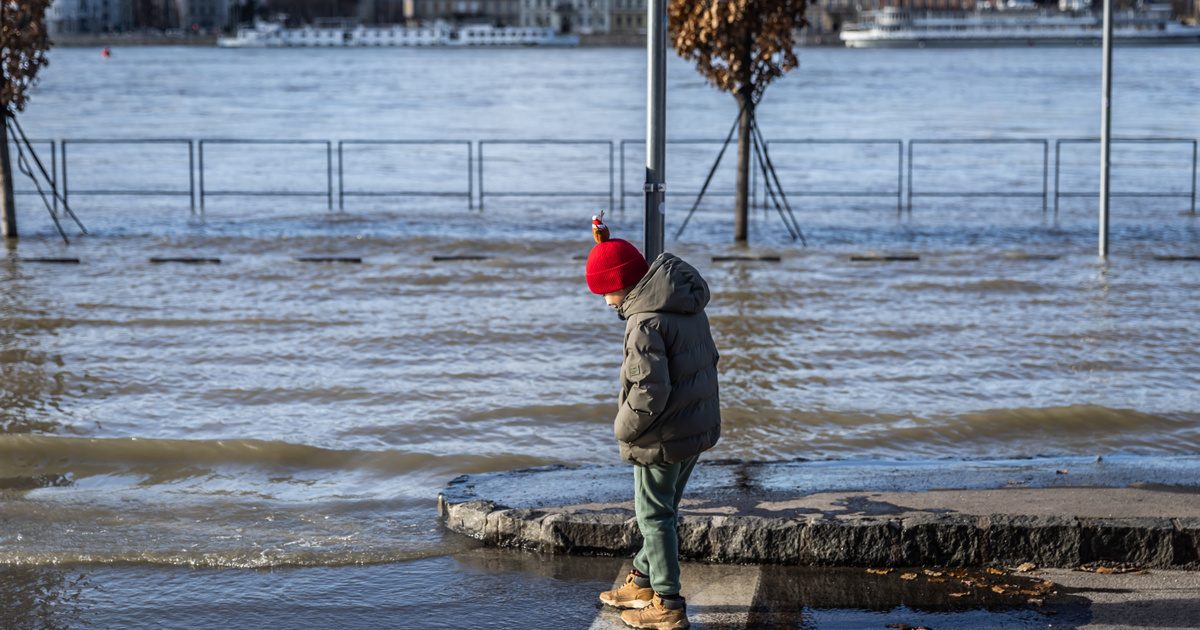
438;457;1200;569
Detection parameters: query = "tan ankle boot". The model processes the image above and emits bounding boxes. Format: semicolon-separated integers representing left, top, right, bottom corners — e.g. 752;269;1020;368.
619;593;689;629
599;571;655;609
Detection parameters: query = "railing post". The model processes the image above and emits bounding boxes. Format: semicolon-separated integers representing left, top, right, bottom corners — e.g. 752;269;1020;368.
467;141;474;211
619;140;626;213
337;141;345;211
906;141;914;214
1191;139;1197;215
608;140;615;214
477;141;485;211
61;140;70;211
897;140;903;215
1054;140;1061;219
326;141;333;211
198;140;206;213
188;140;196;214
1041;140;1049;216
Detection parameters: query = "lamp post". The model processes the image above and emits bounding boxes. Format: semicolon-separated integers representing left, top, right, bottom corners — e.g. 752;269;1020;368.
644;0;666;261
1098;0;1113;258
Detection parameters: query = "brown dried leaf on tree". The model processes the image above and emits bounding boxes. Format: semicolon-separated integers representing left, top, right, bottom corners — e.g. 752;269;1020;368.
669;0;809;101
667;0;810;242
1;0;53;112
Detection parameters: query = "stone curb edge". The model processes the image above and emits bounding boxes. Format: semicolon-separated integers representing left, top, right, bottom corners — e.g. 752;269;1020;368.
438;498;1200;569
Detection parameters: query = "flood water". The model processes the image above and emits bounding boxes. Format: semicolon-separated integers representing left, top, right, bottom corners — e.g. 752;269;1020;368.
2;44;1199;627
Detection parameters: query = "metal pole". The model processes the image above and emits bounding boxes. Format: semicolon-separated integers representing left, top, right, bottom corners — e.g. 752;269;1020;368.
643;0;666;262
1099;0;1113;258
0;109;17;239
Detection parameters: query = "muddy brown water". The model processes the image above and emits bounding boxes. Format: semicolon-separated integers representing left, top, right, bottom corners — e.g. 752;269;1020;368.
2;44;1199;626
2;229;1198;569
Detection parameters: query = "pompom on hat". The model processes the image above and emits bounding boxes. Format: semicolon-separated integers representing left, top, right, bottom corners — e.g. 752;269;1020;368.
585;212;649;295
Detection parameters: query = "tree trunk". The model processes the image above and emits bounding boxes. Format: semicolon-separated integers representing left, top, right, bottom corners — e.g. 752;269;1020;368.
733;90;754;244
0;107;16;240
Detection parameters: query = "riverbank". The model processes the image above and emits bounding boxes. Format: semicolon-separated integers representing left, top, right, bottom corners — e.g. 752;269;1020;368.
52;33;217;47
440;457;1200;569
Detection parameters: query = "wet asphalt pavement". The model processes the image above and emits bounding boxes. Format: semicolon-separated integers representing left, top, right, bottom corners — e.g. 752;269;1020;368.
18;547;1199;629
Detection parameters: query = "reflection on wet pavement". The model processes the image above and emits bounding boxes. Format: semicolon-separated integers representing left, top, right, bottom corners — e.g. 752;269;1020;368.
1;550;1093;629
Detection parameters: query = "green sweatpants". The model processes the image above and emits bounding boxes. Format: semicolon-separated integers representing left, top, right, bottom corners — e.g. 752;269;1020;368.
632;454;699;596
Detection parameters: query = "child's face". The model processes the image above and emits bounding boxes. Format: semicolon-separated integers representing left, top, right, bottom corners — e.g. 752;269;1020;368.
604;289;630;310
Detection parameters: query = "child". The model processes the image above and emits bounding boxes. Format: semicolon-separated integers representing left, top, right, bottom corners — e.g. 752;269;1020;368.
585;215;721;630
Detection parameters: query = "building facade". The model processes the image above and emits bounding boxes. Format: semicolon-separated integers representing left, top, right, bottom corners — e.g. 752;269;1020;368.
47;0;134;34
519;0;609;33
173;0;233;29
608;0;643;34
403;0;522;25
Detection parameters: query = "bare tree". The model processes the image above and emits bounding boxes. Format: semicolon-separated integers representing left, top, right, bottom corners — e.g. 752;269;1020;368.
669;0;808;243
1;0;51;239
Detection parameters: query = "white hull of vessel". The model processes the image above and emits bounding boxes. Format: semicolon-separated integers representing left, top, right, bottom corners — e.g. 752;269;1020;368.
842;31;1200;47
218;22;579;48
840;8;1200;48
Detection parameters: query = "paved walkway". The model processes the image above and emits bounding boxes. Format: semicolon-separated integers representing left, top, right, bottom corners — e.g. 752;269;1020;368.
440;456;1200;568
585;561;1200;629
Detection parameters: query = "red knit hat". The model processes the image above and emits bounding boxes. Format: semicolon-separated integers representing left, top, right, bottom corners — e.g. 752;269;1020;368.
586;213;649;295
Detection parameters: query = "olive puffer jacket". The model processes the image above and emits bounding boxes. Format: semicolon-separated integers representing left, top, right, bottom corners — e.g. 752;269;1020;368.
614;253;721;465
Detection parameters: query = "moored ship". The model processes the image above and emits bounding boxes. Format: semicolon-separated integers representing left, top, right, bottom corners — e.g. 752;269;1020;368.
840;4;1200;47
217;19;580;48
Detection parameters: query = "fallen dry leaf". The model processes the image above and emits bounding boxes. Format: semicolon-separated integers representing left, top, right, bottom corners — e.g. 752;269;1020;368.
991;585;1007;594
1028;597;1044;605
986;567;1006;575
922;569;944;577
1076;562;1145;574
899;572;918;580
1015;562;1037;572
866;568;892;575
949;591;970;597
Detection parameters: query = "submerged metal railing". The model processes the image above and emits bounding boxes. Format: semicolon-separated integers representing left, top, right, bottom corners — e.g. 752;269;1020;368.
618;139;759;212
34;136;1200;218
478;139;614;211
198;139;333;211
1054;137;1197;216
767;139;904;213
908;139;1049;213
8;139;57;212
337;140;473;210
62;139;194;213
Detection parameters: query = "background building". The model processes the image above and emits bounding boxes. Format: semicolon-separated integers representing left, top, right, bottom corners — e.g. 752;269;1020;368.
520;0;609;33
173;0;233;29
608;0;642;35
47;0;134;34
402;0;521;25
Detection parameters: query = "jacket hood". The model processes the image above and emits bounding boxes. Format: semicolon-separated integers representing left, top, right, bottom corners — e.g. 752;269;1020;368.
619;253;710;319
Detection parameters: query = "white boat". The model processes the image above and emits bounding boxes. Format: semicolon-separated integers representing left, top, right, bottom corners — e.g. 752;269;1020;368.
217;19;580;48
840;4;1200;48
